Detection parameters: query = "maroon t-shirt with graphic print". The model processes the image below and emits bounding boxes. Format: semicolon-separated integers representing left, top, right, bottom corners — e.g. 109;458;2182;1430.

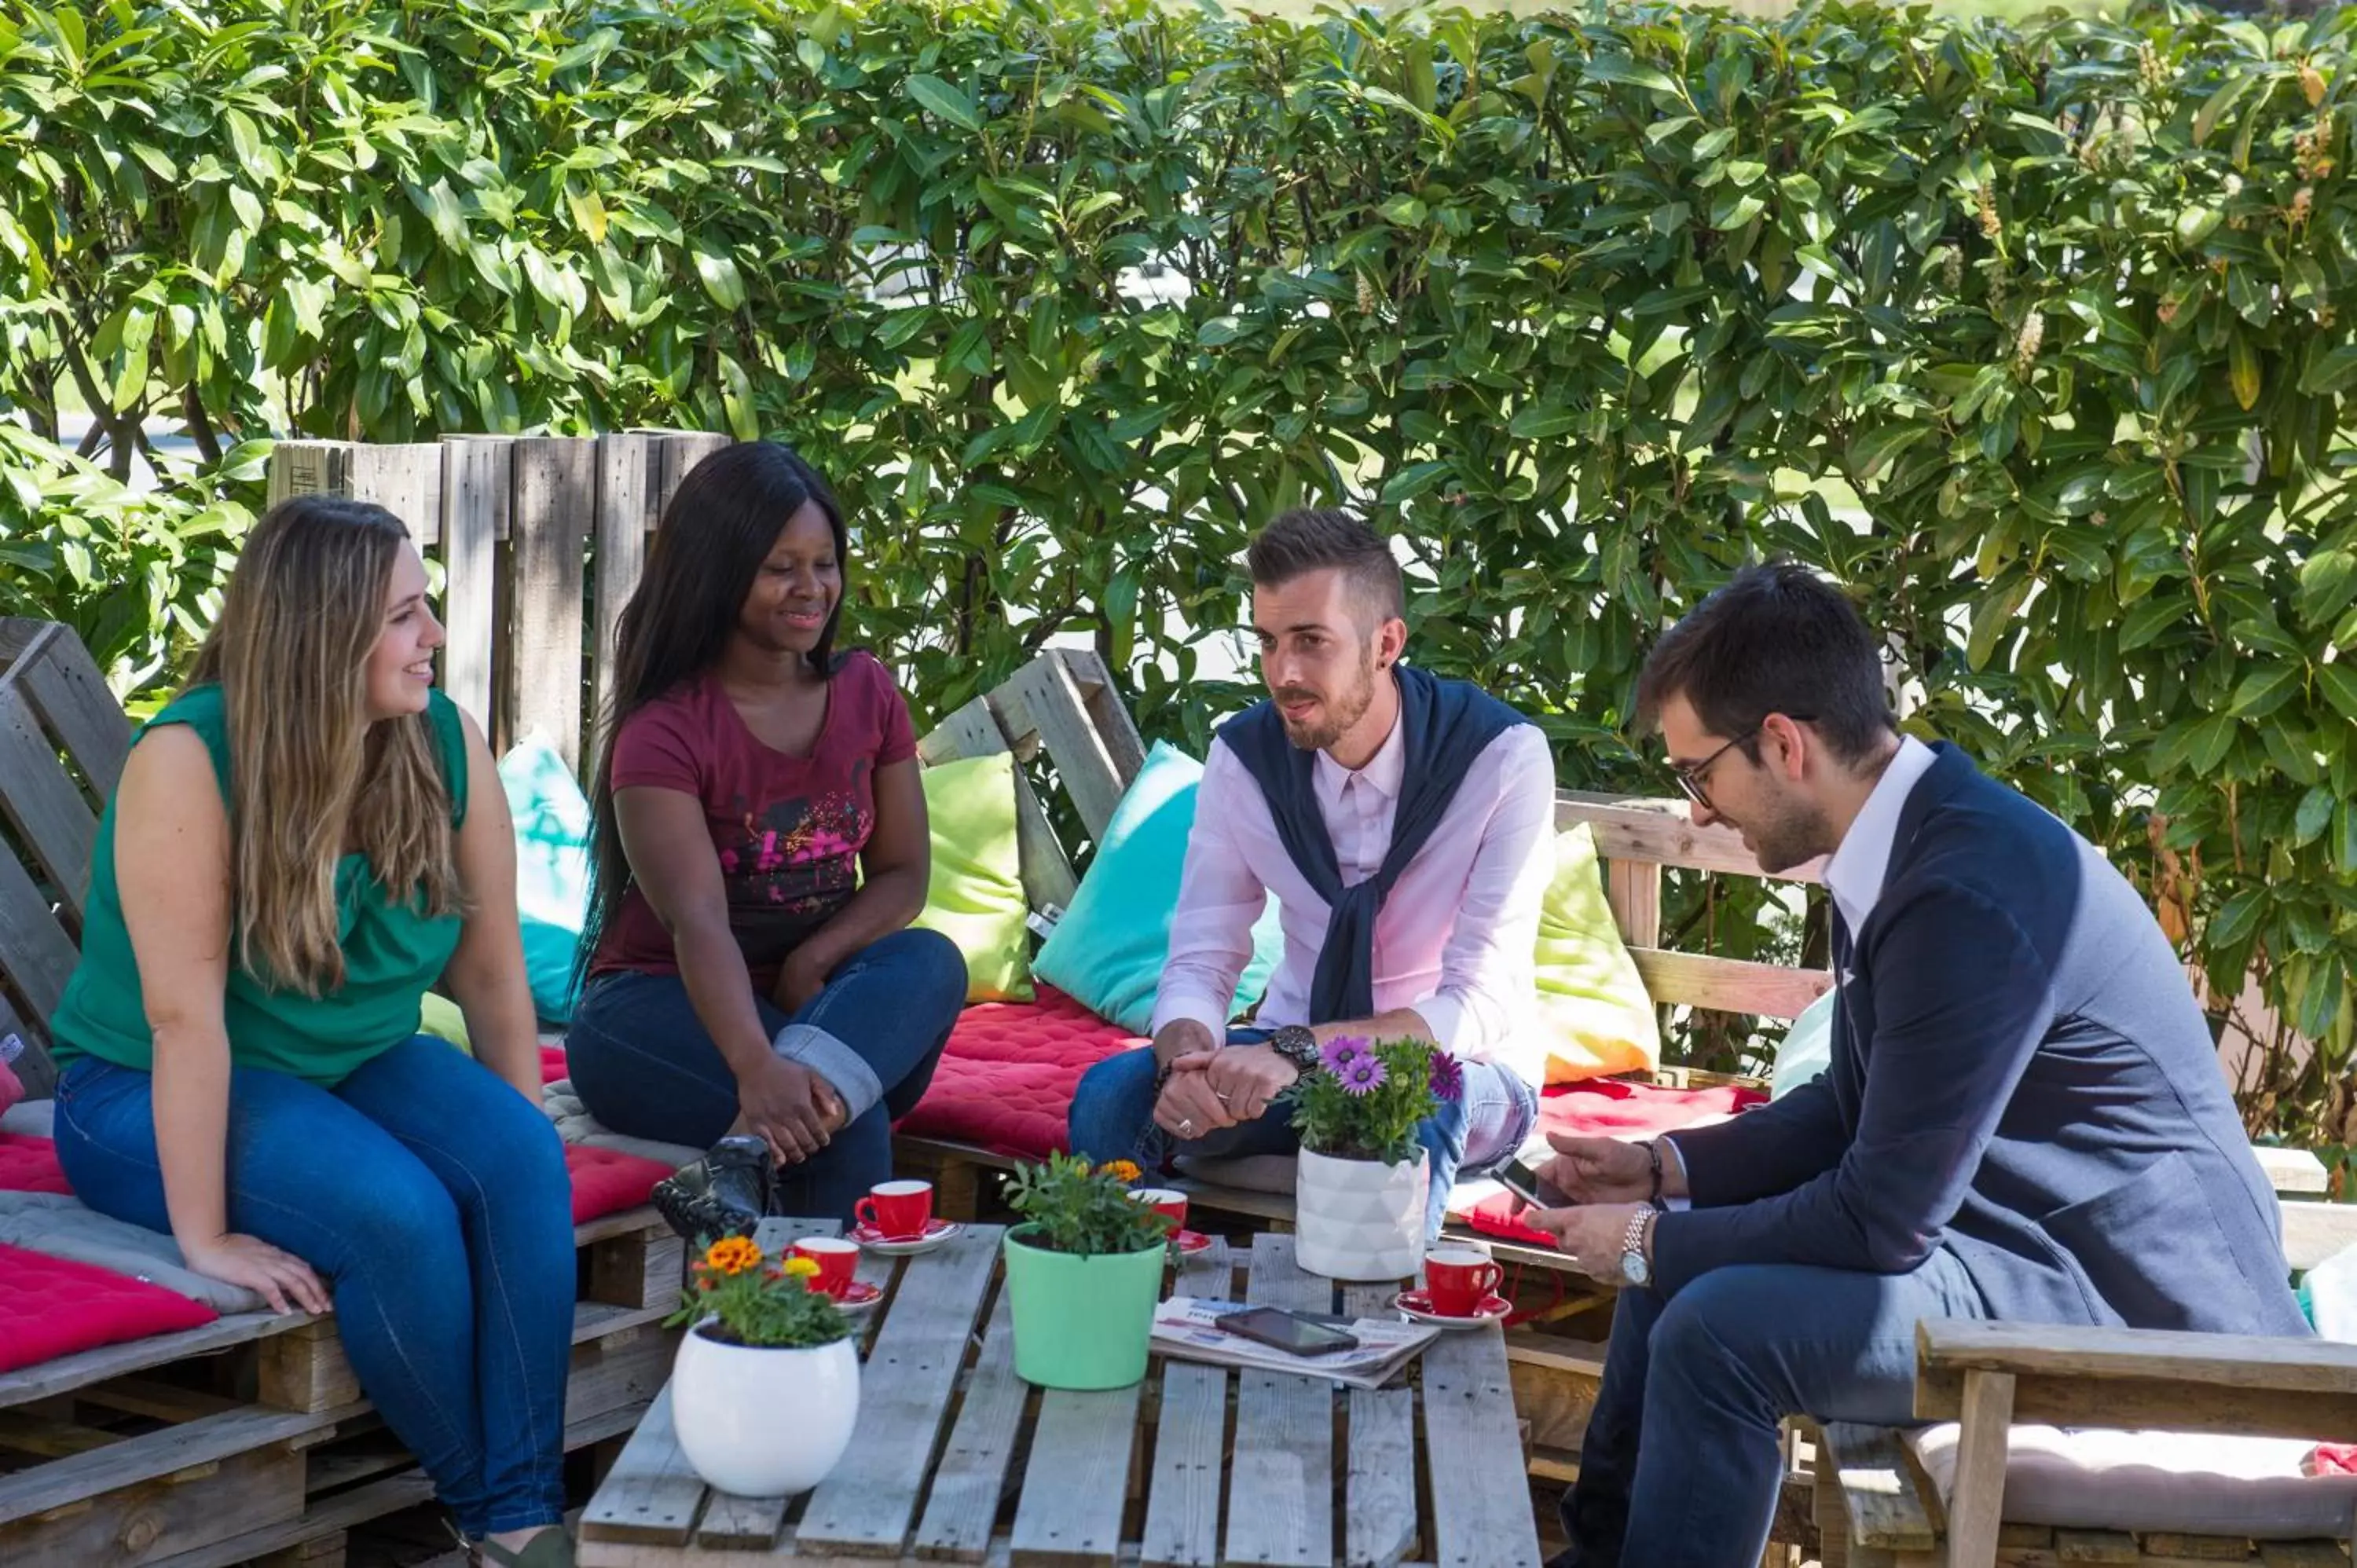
590;653;917;991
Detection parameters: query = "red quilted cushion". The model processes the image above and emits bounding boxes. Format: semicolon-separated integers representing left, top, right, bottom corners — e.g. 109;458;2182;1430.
566;1143;675;1225
0;1132;69;1195
0;1242;218;1372
1458;1078;1767;1247
541;1044;570;1084
895;985;1144;1161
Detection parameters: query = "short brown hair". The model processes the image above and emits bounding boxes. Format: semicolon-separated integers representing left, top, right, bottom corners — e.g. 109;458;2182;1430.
1246;507;1405;628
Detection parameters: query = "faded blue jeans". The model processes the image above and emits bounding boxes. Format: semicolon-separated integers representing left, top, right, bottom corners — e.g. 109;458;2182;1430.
565;928;966;1223
1561;1249;1989;1566
1065;1029;1537;1240
53;1035;577;1540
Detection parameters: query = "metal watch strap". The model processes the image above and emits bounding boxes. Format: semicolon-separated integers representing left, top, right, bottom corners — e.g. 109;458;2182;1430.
1268;1024;1319;1072
1623;1207;1652;1261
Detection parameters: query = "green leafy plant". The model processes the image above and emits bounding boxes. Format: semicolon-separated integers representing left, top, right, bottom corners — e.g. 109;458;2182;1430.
665;1236;852;1349
1003;1152;1171;1257
1285;1036;1459;1166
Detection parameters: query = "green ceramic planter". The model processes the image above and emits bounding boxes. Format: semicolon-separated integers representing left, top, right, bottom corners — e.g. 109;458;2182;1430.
1002;1224;1164;1390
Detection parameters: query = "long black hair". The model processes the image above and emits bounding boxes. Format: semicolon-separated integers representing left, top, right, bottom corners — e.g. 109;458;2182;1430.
575;441;852;990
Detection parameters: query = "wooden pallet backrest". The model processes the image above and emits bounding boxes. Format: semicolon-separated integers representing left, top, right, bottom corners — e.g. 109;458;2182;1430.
0;620;134;1097
1556;790;1834;1021
914;648;1147;917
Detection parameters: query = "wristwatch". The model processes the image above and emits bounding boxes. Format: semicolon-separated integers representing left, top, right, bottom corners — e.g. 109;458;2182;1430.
1266;1024;1320;1074
1619;1207;1654;1288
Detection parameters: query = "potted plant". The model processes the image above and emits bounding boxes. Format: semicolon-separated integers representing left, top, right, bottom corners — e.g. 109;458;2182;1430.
665;1236;859;1497
1000;1154;1174;1390
1285;1035;1462;1280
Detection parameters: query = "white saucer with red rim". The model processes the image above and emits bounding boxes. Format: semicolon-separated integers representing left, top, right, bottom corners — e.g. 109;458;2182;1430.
849;1218;962;1255
829;1280;885;1312
1391;1289;1510;1328
1170;1229;1213;1257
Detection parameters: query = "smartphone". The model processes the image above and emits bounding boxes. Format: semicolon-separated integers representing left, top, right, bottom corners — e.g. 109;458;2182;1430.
1495;1156;1568;1209
1215;1305;1362;1357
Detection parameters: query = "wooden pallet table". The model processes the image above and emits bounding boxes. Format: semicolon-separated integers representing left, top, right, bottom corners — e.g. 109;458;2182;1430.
577;1222;1539;1568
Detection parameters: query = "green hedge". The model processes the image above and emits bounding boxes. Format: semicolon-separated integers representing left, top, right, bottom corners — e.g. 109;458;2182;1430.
4;0;2355;1143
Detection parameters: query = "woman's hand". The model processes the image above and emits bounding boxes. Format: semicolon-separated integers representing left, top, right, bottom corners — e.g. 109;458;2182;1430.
738;1054;837;1164
182;1233;332;1316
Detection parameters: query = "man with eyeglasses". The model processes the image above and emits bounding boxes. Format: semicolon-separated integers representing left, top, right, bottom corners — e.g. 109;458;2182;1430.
1519;563;2305;1568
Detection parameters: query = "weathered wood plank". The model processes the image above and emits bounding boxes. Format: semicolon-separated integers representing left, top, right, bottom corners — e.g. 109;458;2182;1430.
918;690;1079;916
1556;791;1824;884
1001;654;1130;844
1050;649;1147;792
2280;1198;2357;1273
1629;947;1834;1020
794;1224;1003;1558
0;981;53;1097
0;1398;351;1526
1140;1240;1234;1568
1944;1371;2015;1568
508;437;596;775
1009;1379;1141;1568
592;432;657;737
576;1384;706;1548
911;1281;1021;1563
438;436;509;735
266;440;351;507
650;430;732;522
150;1471;434;1568
1819;1423;1937;1553
1;620;129;800
1342;1284;1417;1568
349;441;447;548
0;683;98;924
1422;1298;1541;1568
1223;1233;1334;1568
1605;859;1662;951
2255;1146;2330;1196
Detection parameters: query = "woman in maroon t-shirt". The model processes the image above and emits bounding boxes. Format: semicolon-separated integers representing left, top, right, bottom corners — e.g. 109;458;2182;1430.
567;442;966;1233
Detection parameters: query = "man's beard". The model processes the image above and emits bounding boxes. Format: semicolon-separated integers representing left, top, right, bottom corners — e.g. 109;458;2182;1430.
1742;794;1835;876
1275;653;1376;753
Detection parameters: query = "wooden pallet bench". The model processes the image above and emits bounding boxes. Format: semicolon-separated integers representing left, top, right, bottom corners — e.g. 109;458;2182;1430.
576;1217;1541;1568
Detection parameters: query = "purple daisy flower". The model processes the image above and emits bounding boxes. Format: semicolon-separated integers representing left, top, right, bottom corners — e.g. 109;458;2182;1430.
1320;1034;1370;1075
1338;1053;1388;1097
1428;1050;1464;1104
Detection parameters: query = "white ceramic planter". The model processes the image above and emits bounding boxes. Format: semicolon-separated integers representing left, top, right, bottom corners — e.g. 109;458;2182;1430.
672;1322;860;1497
1294;1147;1429;1280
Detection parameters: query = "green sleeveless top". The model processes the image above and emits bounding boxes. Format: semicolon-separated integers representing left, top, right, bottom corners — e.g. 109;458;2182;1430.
49;685;471;1086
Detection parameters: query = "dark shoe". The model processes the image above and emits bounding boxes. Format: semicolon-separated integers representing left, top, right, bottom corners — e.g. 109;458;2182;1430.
653;1134;771;1242
473;1527;575;1567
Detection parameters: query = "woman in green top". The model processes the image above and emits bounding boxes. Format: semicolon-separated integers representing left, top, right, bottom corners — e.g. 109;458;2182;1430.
48;496;578;1568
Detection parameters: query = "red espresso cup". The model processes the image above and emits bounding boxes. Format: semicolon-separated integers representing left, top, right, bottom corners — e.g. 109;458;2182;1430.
1127;1187;1189;1232
791;1236;860;1298
855;1179;934;1240
1423;1245;1505;1317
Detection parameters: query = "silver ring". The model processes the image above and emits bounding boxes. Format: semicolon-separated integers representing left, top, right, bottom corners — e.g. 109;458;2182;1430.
1178;1118;1195;1137
1213;1091;1231;1104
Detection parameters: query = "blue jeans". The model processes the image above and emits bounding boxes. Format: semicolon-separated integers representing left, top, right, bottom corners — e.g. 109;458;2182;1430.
565;927;966;1223
52;1036;577;1539
1065;1031;1537;1240
1562;1250;1989;1566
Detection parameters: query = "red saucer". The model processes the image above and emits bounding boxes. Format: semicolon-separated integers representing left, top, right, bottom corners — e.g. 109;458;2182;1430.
1392;1289;1511;1327
1170;1229;1213;1256
830;1280;884;1311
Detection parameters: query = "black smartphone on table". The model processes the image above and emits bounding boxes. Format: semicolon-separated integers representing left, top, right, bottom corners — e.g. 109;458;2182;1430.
1215;1305;1362;1357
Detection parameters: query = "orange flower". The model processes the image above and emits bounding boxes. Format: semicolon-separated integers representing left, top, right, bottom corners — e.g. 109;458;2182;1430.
1098;1159;1143;1184
702;1236;763;1277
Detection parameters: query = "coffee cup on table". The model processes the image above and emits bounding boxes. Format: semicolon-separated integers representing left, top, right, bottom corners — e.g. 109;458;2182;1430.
1127;1187;1189;1233
1423;1245;1504;1317
856;1179;934;1240
791;1236;860;1298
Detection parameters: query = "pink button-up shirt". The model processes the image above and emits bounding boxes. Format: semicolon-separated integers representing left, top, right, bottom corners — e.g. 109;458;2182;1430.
1149;711;1557;1086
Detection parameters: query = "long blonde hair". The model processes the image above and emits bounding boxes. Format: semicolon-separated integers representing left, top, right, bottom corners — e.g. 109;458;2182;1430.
188;496;467;995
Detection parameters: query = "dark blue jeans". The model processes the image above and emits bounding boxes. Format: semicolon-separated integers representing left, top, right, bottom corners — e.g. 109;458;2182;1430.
52;1035;577;1539
1065;1031;1537;1240
565;927;966;1223
1563;1250;1989;1566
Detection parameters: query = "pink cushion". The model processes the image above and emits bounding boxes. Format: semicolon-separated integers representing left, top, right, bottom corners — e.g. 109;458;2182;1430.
541;1044;570;1085
0;1132;70;1195
1459;1078;1767;1246
0;1242;218;1372
0;1053;21;1116
566;1143;674;1224
896;985;1144;1160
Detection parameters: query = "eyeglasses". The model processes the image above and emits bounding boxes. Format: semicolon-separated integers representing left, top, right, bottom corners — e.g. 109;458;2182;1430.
1670;715;1816;813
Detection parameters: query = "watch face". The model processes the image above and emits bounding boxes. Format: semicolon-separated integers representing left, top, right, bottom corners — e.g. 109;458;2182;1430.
1622;1250;1651;1288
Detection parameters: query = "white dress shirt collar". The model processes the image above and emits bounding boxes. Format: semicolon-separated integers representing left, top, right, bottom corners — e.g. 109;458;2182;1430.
1313;698;1405;809
1822;735;1937;935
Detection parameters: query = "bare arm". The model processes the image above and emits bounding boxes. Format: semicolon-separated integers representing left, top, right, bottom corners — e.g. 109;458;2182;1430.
438;707;541;1102
117;726;328;1314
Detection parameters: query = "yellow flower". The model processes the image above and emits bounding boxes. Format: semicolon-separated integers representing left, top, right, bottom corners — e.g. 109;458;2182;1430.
702;1236;763;1277
1098;1159;1143;1184
782;1256;823;1279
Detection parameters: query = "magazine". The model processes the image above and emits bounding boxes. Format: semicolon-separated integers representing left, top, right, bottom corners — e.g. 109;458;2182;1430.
1149;1297;1442;1390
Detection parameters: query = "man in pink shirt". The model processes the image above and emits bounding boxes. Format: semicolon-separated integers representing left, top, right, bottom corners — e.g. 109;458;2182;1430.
1066;509;1553;1239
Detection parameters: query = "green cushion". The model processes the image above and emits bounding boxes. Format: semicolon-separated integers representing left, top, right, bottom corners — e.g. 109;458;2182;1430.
1033;742;1283;1035
914;751;1036;1003
1533;823;1662;1083
418;991;471;1053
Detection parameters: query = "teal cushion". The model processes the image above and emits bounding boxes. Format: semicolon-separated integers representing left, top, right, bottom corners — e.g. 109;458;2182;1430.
498;735;593;1025
1033;742;1284;1035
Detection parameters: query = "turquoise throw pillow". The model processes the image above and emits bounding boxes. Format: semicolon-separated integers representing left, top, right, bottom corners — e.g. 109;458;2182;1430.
498;735;593;1025
1034;742;1285;1035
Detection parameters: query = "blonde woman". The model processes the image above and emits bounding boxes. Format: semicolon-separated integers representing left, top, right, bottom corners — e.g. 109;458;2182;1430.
45;497;577;1568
